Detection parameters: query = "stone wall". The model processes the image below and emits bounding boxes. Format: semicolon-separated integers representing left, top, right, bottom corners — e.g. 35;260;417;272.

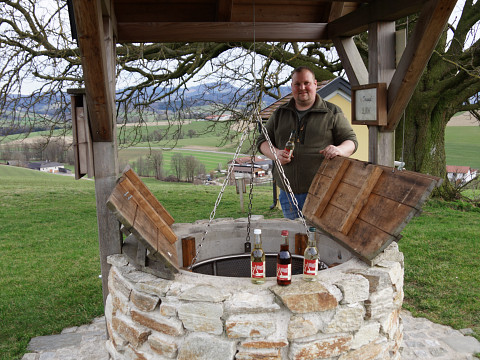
105;241;404;360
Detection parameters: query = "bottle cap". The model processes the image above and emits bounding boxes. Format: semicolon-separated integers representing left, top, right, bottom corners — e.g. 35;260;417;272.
281;230;288;236
254;229;261;235
308;226;316;232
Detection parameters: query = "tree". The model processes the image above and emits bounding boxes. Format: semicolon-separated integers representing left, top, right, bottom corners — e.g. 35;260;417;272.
184;155;199;183
170;152;184;180
0;1;340;147
150;150;164;180
187;129;196;139
1;1;478;199
392;2;480;198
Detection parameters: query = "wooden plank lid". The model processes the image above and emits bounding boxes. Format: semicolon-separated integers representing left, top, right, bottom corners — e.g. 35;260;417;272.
106;167;179;273
303;157;442;265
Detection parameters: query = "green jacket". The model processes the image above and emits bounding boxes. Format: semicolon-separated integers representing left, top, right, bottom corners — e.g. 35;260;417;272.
257;95;358;194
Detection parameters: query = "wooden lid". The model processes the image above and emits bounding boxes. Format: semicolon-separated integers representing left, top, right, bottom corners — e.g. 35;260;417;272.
107;167;179;274
303;157;442;265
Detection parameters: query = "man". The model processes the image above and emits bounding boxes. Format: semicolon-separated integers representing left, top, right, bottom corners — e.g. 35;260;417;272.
257;66;358;219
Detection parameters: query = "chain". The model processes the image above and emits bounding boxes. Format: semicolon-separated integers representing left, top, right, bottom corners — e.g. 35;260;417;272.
245;113;258;246
187;126;251;269
256;109;310;234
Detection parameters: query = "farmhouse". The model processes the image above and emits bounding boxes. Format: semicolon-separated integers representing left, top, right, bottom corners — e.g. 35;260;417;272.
227;156;272;184
27;161;64;173
446;165;478;185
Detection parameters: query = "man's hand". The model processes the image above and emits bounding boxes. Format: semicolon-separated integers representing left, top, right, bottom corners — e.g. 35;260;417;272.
276;148;293;165
259;141;293;165
319;140;356;160
319;145;343;159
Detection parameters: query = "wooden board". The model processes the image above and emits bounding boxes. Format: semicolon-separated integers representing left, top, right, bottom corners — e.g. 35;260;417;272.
70;93;94;180
106;168;179;274
303;157;442;265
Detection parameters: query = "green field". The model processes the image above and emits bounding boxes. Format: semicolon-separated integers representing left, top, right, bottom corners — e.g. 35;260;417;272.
1;165;479;359
445;126;480;169
2;121;478;177
118;148;242;175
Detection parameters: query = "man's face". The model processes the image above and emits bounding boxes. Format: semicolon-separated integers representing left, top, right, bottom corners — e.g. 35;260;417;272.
291;70;317;110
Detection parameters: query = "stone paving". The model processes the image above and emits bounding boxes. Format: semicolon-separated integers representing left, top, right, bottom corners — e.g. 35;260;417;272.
22;310;480;360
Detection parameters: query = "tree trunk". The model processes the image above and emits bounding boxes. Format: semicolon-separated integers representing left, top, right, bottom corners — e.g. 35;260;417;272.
395;91;457;199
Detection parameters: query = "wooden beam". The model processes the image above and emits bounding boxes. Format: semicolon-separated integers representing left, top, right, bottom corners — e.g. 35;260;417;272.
313;158;351;219
328;0;423;38
72;0;113;142
384;0;457;131
339;167;383;235
73;3;122;305
100;0;118;39
216;0;233;21
328;1;345;22
368;21;396;167
117;22;329;42
332;37;368;87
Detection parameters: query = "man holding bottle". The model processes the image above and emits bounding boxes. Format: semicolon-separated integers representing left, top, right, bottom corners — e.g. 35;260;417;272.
257;66;358;219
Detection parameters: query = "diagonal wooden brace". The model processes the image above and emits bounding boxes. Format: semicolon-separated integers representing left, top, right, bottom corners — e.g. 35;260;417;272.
339;166;383;235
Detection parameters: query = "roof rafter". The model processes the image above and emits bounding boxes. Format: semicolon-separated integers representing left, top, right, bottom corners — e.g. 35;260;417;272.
385;0;458;131
117;22;329;43
328;0;424;38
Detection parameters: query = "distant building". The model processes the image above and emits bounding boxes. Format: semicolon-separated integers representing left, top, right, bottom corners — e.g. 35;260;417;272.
204;114;231;121
446;165;478;185
28;161;64;173
227;156;272;184
7;160;26;167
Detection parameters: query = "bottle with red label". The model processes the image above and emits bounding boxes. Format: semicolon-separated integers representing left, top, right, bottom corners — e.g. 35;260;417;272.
303;226;319;281
277;230;292;286
284;130;295;161
251;229;266;284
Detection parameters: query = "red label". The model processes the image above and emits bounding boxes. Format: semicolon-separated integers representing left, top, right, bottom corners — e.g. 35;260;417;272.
284;149;293;160
251;261;265;278
277;264;291;281
303;259;318;276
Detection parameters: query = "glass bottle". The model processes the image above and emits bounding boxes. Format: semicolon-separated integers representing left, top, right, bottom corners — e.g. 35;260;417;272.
284;130;295;160
303;226;319;281
251;229;266;284
276;230;291;286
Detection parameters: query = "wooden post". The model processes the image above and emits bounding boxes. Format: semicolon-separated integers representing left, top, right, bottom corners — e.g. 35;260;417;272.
236;177;245;211
368;22;396;166
182;236;196;268
295;233;308;255
95;13;121;305
72;0;122;305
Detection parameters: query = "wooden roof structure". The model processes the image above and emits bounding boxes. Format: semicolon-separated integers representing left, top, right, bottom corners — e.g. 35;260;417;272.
68;0;457;302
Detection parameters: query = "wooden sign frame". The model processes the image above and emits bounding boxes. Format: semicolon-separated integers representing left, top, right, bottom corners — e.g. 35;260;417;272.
351;83;387;126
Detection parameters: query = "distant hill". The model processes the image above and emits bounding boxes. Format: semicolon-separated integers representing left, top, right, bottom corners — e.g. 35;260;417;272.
3;83;290;117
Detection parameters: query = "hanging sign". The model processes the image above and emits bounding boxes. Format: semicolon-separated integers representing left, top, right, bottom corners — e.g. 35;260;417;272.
351;83;387;126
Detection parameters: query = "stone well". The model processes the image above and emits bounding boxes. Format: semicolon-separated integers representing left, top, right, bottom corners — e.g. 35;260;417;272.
105;216;405;360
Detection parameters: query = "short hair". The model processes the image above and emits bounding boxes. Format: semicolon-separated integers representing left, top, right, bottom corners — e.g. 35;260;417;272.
292;66;316;79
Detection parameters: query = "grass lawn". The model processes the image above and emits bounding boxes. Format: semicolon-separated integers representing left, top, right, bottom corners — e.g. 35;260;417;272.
398;199;480;342
445;126;480;169
1;165;479;359
118;147;240;176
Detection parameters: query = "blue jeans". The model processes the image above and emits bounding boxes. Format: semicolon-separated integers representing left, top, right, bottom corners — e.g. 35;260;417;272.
279;189;307;220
